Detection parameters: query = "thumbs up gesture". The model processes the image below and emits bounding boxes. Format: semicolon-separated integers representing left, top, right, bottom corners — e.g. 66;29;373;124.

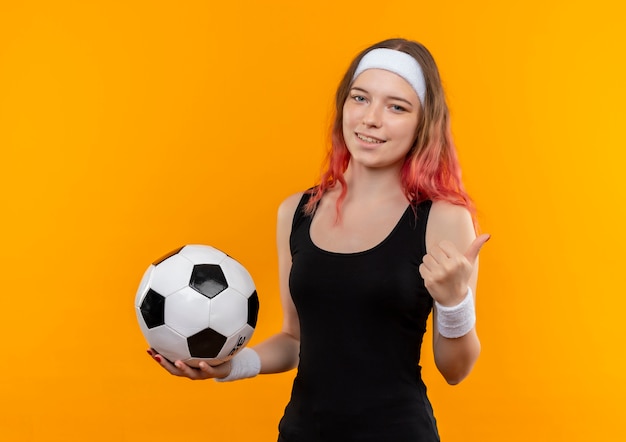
419;234;490;307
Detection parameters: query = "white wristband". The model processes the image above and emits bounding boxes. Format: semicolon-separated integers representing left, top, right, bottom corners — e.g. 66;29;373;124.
435;287;476;338
215;347;261;382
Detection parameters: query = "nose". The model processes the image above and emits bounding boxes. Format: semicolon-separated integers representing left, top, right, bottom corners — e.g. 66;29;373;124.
362;103;382;128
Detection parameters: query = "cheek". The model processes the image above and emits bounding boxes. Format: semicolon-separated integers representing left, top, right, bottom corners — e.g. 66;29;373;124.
389;121;419;152
342;102;363;127
342;107;357;134
397;119;419;142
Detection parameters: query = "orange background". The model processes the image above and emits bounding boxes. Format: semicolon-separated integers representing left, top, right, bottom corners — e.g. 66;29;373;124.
1;1;625;440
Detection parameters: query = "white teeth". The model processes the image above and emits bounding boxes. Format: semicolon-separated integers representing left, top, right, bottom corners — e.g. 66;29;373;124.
357;133;383;143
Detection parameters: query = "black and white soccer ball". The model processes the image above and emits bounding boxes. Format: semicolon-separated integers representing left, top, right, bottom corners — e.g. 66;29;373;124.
135;244;259;367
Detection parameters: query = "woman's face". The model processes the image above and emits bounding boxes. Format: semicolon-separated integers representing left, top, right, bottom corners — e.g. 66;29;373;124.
342;68;421;171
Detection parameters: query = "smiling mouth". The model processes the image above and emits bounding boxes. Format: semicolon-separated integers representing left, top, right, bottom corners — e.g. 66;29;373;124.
356;133;385;144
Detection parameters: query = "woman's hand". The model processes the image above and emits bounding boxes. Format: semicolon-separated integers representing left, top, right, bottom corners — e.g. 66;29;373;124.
419;233;490;306
146;349;232;381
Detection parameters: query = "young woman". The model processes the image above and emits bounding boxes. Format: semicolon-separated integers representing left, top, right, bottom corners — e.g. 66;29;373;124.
148;38;489;441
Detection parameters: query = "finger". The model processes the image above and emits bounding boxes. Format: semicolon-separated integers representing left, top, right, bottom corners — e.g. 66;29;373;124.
174;360;202;378
428;245;450;263
197;361;213;373
464;233;491;263
418;262;430;280
437;240;460;258
420;254;438;272
199;360;231;378
154;354;185;376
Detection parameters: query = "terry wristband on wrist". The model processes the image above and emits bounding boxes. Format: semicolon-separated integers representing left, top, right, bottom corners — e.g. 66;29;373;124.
435;287;476;338
215;347;261;382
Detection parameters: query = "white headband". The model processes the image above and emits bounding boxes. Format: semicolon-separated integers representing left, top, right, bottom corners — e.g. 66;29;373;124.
352;48;426;104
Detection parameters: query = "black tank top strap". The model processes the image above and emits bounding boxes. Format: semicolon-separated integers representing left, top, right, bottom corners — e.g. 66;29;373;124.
290;189;316;256
410;199;433;232
291;188;316;231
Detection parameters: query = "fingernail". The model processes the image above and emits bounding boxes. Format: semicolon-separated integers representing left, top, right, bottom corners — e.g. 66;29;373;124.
154;356;162;363
147;350;153;357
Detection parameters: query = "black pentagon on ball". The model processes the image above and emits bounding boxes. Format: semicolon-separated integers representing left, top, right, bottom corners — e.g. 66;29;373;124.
140;289;165;329
187;327;227;358
248;290;259;328
190;264;228;299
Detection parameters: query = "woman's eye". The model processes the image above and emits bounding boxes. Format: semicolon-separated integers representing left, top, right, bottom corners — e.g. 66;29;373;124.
352;95;366;102
391;104;406;112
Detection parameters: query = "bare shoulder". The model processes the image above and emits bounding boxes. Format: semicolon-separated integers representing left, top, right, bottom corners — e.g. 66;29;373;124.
277;191;306;239
428;200;473;227
277;192;305;223
426;200;476;250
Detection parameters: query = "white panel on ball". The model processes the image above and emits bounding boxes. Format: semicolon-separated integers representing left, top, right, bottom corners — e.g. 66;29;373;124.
209;289;248;336
219;257;255;297
164;287;211;337
134;265;154;306
179;244;226;265
150;255;194;296
145;325;191;363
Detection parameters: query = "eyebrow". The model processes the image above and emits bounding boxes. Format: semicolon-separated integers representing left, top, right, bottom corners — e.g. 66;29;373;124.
350;86;415;107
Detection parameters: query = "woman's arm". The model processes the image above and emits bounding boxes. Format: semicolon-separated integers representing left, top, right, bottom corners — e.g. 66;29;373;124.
421;201;489;385
252;192;302;374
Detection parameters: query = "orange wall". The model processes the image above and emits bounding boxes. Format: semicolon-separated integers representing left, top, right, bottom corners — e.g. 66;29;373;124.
1;1;624;440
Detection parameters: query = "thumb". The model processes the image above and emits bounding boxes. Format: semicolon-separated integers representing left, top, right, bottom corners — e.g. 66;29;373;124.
464;233;491;263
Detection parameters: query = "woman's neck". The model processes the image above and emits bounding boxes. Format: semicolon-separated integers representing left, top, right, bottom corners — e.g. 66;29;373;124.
342;163;407;205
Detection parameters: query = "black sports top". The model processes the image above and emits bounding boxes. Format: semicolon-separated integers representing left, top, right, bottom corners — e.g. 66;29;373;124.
278;193;439;442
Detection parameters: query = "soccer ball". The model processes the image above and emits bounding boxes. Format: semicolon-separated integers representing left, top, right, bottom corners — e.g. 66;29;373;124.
135;244;259;367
